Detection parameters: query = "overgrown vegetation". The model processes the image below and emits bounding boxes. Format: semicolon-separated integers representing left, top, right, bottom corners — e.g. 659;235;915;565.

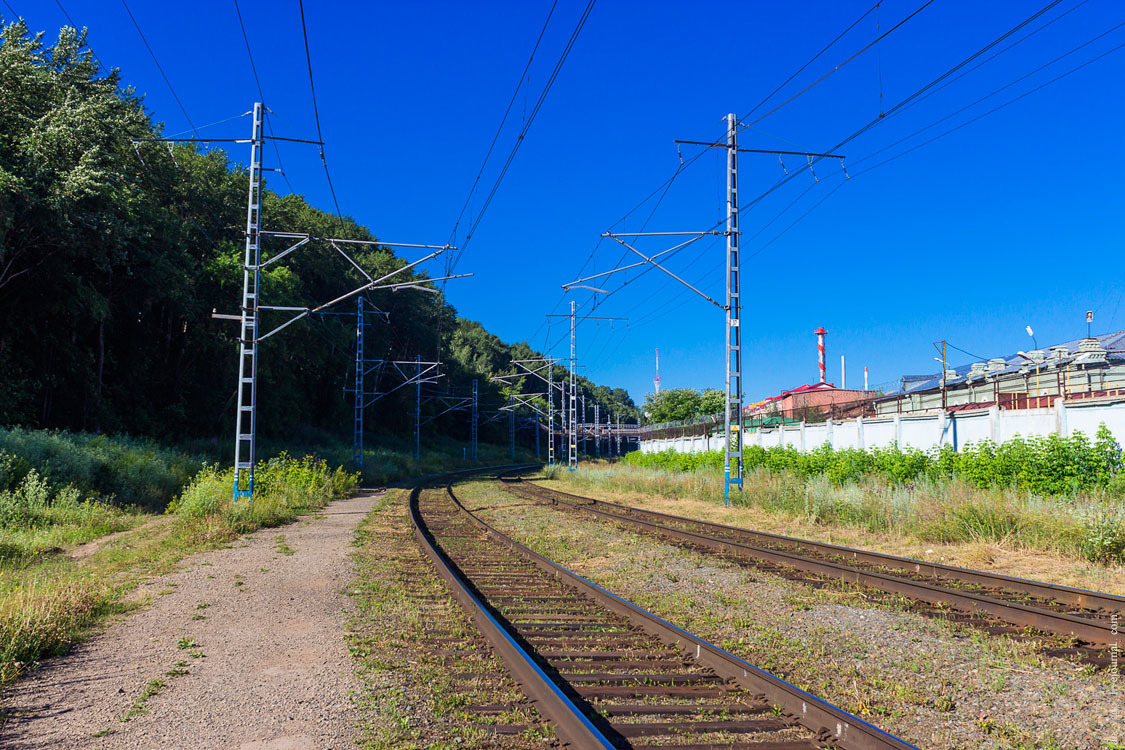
0;428;201;510
167;453;357;534
595;429;1125;565
0;453;356;689
626;426;1124;496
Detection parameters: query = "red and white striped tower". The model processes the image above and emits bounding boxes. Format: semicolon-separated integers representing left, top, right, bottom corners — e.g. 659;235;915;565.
815;327;827;384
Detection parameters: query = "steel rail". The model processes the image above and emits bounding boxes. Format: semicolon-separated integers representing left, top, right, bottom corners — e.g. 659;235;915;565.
502;476;1119;645
408;471;614;748
443;478;918;750
516;477;1125;614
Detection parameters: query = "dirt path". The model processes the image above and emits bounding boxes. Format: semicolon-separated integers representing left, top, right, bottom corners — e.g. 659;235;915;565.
1;490;383;750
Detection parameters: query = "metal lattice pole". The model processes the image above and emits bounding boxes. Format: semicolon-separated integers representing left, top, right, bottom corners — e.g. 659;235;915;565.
594;403;600;459
581;394;587;457
535;412;540;459
547;364;555;467
568;301;578;471
471;378;478;461
509;394;516;459
723;112;744;506
233;102;264;499
353;296;364;471
616;413;622;456
415;354;421;463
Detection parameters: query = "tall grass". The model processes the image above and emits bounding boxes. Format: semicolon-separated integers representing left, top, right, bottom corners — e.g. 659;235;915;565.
0;428;202;510
564;462;1125;564
625;426;1125;496
1;453;357;688
167;452;358;536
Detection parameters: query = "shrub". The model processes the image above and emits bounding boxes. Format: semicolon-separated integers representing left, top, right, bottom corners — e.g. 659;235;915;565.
167;453;358;534
0;428;202;510
625;425;1125;497
1081;513;1125;564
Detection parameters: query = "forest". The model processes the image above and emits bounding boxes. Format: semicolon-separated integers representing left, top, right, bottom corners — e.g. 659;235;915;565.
0;19;638;451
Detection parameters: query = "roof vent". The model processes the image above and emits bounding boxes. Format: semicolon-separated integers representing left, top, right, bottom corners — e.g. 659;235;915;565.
1076;337;1107;365
1026;349;1046;363
943;369;960;382
987;357;1007;373
969;362;988;376
1050;345;1069;358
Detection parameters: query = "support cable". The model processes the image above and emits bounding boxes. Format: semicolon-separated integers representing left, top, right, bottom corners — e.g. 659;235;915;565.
298;0;343;218
120;0;199;138
234;0;296;194
52;0;107;73
448;0;596;277
447;0;560;254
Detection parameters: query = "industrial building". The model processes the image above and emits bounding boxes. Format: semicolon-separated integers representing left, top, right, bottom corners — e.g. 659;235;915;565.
873;331;1125;415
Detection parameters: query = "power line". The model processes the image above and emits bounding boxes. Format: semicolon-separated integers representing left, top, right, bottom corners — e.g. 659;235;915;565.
737;0;1067;215
448;0;560;252
743;1;881;122
52;1;107;73
233;0;296;195
567;0;928;314
741;25;1125;268
298;0;342;218
734;0;936;140
120;0;199;138
448;0;597;276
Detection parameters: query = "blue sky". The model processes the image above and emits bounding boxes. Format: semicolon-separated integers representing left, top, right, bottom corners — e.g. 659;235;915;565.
13;0;1125;405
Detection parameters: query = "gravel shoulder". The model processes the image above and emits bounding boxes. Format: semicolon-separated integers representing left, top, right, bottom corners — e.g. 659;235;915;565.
1;490;383;749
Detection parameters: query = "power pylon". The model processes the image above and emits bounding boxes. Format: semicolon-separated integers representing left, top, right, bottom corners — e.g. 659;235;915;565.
565;112;843;504
138;101;462;499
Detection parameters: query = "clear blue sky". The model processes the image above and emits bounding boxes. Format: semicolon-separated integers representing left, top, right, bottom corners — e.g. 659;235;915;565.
13;0;1125;405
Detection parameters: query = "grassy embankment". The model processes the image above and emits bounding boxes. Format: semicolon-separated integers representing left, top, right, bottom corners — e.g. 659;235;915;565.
550;430;1125;572
0;429;357;687
1;425;531;690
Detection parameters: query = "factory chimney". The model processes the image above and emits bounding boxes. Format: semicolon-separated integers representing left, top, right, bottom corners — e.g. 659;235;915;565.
653;348;661;394
815;327;827;384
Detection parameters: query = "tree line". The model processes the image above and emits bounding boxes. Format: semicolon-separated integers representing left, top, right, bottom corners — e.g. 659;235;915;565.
0;20;638;448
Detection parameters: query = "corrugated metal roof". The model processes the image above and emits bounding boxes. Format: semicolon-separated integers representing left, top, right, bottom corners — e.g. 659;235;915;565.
878;330;1125;397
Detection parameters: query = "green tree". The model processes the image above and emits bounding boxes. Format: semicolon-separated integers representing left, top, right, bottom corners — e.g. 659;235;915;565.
643;388;703;423
699;388;724;416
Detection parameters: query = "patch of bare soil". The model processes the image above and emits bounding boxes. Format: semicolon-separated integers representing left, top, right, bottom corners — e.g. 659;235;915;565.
1;491;383;749
67;516;171;561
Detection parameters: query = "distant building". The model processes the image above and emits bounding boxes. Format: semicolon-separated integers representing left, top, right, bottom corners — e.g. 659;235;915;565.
744;381;876;422
873;331;1125;415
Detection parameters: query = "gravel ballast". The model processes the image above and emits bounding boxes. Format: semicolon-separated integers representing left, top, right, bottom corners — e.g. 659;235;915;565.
460;479;1124;750
1;491;382;749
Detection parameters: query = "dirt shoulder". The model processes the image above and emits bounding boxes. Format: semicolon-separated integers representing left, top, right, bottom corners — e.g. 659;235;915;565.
1;490;383;749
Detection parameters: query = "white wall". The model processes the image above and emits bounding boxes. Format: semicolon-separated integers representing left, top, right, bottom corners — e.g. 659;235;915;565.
640;397;1125;455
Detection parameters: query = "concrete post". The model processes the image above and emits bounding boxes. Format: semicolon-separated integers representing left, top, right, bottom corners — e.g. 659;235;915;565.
1055;397;1067;437
893;414;902;446
800;421;806;451
827;419;834;448
989;405;1000;443
857;417;865;451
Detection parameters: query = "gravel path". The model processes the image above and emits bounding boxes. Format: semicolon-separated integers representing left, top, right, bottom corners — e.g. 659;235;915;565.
1;491;382;750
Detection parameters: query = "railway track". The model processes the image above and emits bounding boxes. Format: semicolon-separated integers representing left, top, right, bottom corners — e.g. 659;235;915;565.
498;473;1123;666
410;470;917;749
